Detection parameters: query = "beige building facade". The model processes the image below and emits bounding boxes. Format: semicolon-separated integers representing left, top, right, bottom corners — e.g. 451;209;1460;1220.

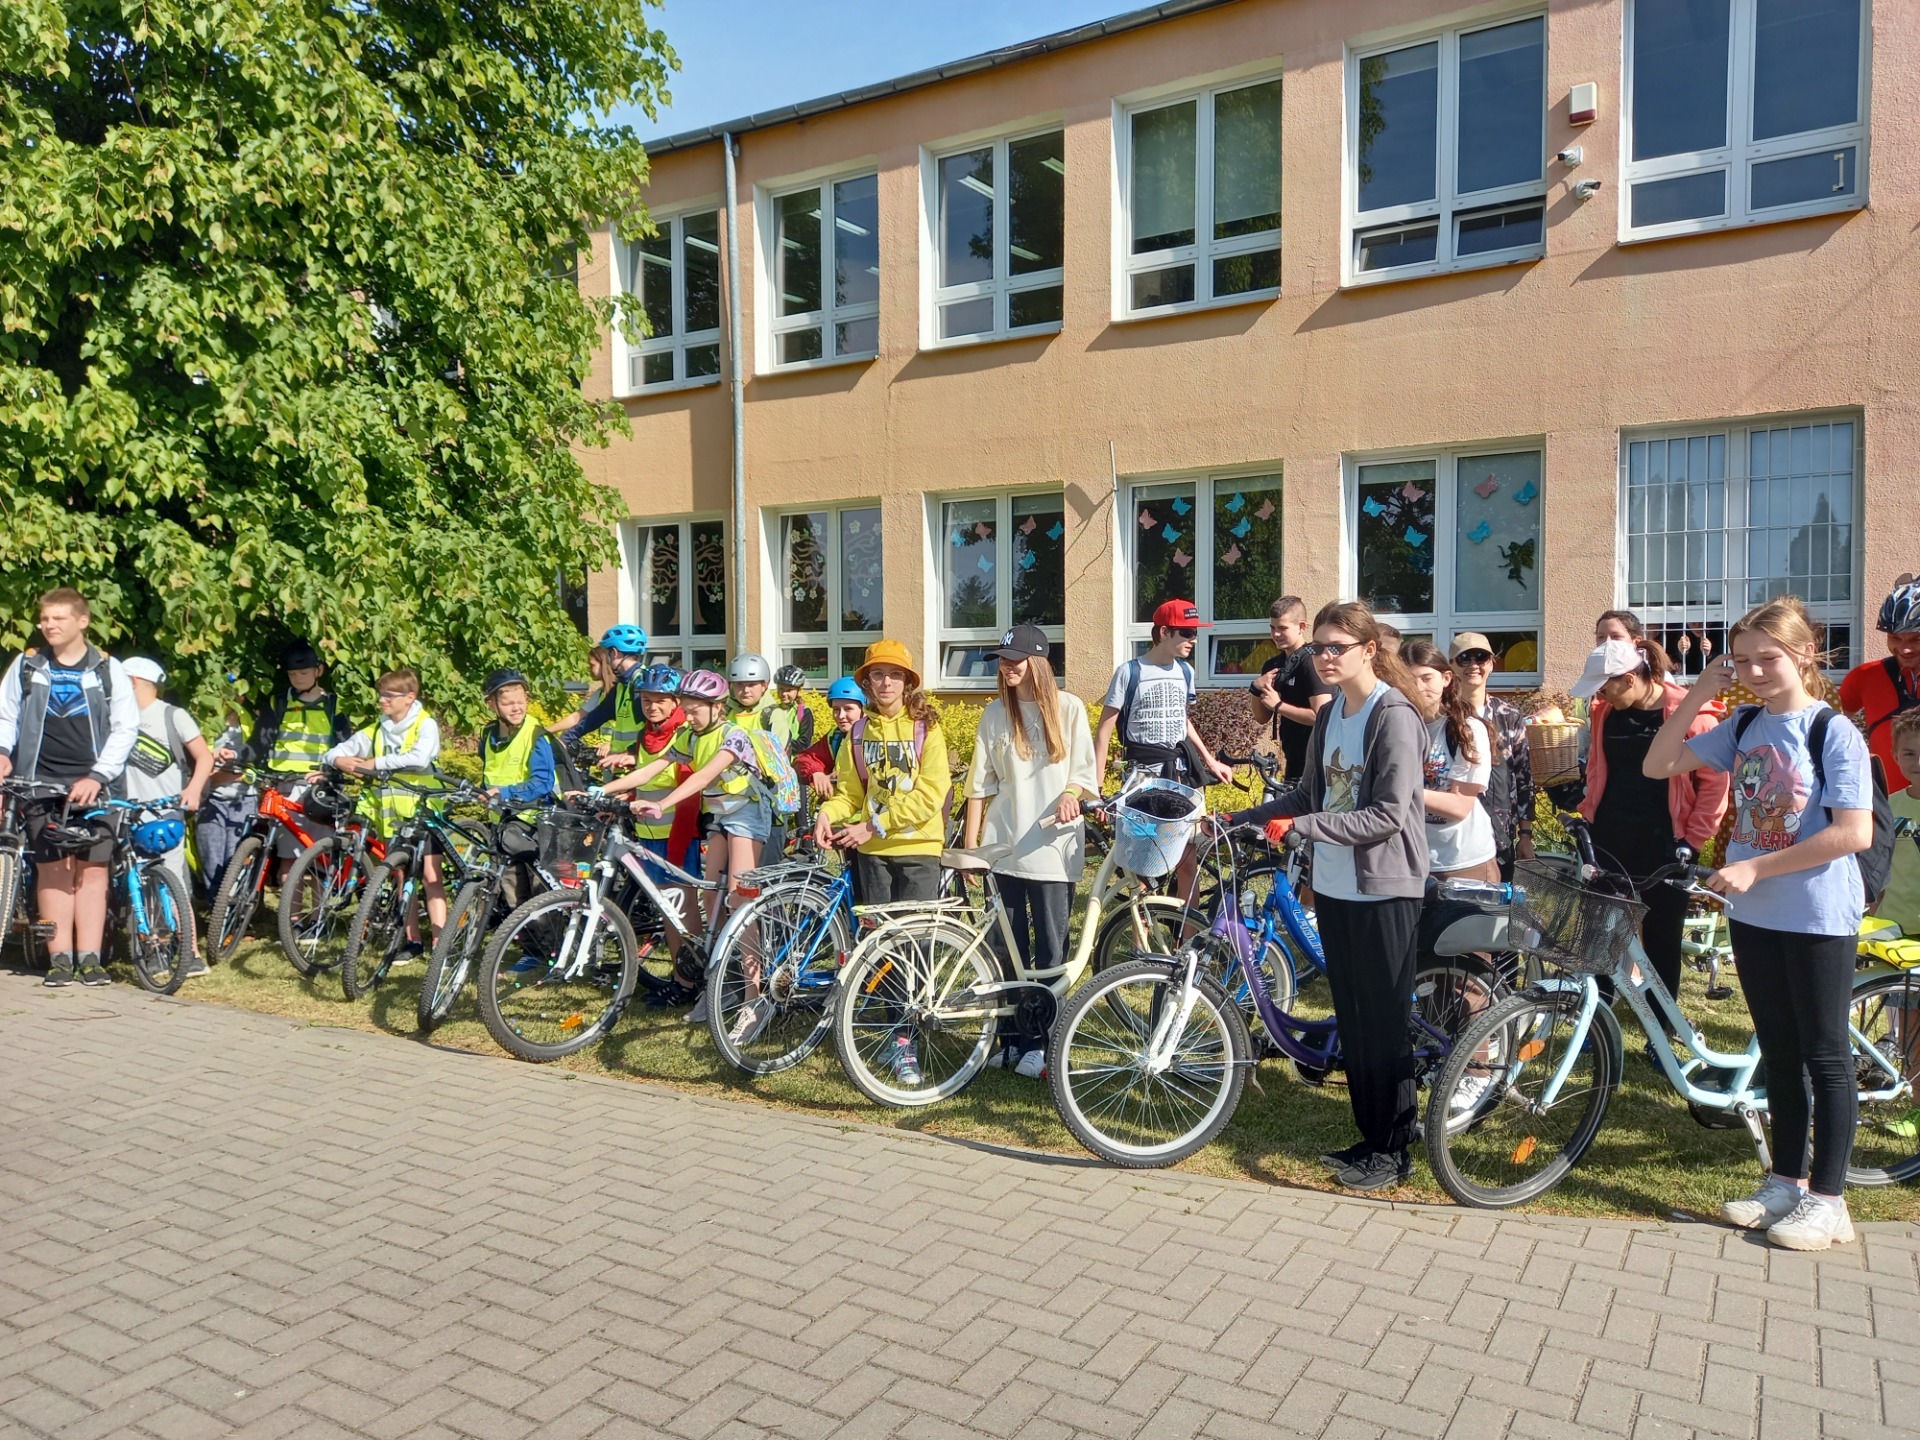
579;0;1917;701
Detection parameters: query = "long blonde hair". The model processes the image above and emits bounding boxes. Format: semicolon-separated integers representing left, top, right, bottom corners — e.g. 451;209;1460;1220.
1727;595;1824;685
997;659;1067;764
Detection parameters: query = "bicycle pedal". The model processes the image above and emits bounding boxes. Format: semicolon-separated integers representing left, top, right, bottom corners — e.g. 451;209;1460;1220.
29;922;54;943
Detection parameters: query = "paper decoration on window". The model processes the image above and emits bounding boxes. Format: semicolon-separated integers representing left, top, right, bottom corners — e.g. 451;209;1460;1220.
1019;515;1037;534
1254;499;1275;521
1161;524;1181;544
1138;510;1156;529
976;554;994;573
1499;538;1536;586
1473;475;1500;499
1404;527;1427;548
1228;517;1250;539
1400;482;1427;502
950;529;967;547
1466;520;1493;544
1220;543;1243;566
1018;550;1038;570
1514;480;1538;505
1225;493;1246;513
1172;548;1192;567
1362;496;1387;518
1171;497;1192;515
847;517;863;533
975;521;993;538
1046;520;1065;541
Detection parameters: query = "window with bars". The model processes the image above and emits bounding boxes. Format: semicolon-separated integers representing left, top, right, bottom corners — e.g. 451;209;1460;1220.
624;518;729;671
773;506;884;683
1622;418;1859;672
1125;473;1285;683
616;211;722;393
937;492;1067;685
766;174;880;367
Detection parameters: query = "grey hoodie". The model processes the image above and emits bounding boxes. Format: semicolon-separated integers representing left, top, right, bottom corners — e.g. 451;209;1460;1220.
1236;685;1430;899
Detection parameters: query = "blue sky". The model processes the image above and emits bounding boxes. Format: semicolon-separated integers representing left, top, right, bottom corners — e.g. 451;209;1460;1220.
614;0;1131;139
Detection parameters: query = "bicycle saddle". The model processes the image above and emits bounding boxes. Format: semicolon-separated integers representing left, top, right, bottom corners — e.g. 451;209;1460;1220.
939;844;1012;873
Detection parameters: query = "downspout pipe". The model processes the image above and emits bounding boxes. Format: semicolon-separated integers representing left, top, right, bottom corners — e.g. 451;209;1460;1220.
723;131;748;652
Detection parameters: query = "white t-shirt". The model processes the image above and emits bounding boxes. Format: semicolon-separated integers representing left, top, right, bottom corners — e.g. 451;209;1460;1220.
124;701;202;805
1103;658;1194;749
966;692;1102;882
1424;716;1497;873
1313;682;1386;903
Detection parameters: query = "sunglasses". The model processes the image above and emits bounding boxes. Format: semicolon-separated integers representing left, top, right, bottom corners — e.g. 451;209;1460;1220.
1168;627;1199;639
377;690;412;701
1453;650;1495;667
1306;640;1363;658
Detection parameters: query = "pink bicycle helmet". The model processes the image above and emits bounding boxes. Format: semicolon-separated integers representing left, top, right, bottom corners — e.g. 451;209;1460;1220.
678;669;729;702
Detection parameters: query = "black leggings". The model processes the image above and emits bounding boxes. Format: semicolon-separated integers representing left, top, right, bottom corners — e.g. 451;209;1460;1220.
1314;893;1424;1155
1730;920;1858;1195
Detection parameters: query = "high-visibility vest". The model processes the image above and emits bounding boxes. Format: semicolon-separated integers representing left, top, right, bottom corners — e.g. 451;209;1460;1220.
672;724;754;803
607;685;643;752
630;722;685;841
269;696;335;774
481;720;548;823
363;710;432;839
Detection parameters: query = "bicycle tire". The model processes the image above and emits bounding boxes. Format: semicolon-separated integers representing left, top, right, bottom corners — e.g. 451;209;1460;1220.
1423;985;1619;1209
476;888;640;1062
419;878;492;1033
340;850;414;1001
706;883;850;1076
127;863;194;995
277;835;362;976
1409;955;1508;1082
1844;969;1920;1187
0;846;22;964
205;835;266;963
1050;958;1249;1167
833;916;1002;1108
1097;895;1297;1044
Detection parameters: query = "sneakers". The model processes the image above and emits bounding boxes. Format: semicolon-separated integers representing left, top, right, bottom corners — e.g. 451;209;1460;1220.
1449;1073;1493;1114
78;955;110;987
727;1000;769;1048
1721;1176;1805;1230
644;981;699;1010
889;1028;922;1086
1766;1193;1855;1251
687;991;710;1026
1318;1140;1371;1172
1013;1048;1046;1079
181;954;209;979
1334;1149;1412;1192
43;954;75;989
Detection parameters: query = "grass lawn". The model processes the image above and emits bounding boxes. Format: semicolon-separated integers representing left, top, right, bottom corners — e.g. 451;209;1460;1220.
164;891;1920;1225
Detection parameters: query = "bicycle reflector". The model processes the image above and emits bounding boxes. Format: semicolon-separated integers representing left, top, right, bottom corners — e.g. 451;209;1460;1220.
130;818;186;857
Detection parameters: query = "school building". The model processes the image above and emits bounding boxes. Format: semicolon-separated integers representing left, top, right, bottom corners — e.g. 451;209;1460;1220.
577;0;1917;700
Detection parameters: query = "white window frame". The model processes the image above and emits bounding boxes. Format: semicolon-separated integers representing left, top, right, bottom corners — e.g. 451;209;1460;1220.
1115;72;1284;320
612;207;723;396
1120;469;1286;687
760;170;881;372
619;515;731;670
1341;443;1546;688
921;125;1066;348
1617;413;1864;674
769;503;885;681
931;488;1067;691
1344;13;1549;285
1620;0;1871;243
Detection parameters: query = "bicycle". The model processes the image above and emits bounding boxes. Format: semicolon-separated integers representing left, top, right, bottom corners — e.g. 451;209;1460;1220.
93;796;198;994
275;774;389;976
204;771;335;963
0;778;71;966
1047;817;1513;1166
474;801;718;1061
1422;820;1920;1208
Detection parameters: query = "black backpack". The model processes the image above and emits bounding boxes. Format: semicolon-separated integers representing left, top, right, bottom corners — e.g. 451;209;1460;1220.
1731;704;1894;908
1863;655;1920;745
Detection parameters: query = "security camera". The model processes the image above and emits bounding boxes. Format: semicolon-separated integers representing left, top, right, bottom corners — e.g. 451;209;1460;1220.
1573;178;1603;199
1557;146;1584;167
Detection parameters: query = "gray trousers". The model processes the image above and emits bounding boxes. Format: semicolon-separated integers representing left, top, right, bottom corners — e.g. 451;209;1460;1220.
195;791;256;904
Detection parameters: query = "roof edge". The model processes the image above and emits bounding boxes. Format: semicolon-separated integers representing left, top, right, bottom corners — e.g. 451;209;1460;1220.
642;0;1248;157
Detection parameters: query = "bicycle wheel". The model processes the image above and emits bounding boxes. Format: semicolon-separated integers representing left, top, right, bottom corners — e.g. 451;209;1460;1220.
1845;970;1920;1186
1424;984;1619;1209
126;864;194;995
1099;896;1294;1045
418;878;492;1033
205;835;266;963
277;835;362;976
477;888;639;1062
833;919;1001;1107
707;884;850;1076
340;850;414;1001
1409;956;1507;1084
1049;958;1249;1167
0;846;22;961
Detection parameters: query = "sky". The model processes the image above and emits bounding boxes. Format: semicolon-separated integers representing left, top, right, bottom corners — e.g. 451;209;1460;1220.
613;0;1134;140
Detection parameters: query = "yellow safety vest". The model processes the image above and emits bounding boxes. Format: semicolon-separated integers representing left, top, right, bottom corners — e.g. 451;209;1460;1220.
607;684;643;752
672;723;753;805
270;696;335;774
481;720;546;823
363;710;432;840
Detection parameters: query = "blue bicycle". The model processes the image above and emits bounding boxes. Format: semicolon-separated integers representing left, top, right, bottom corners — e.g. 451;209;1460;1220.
75;794;196;995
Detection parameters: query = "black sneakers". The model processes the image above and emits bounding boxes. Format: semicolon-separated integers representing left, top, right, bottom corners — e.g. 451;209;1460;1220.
1318;1140;1371;1171
43;953;75;988
1333;1149;1412;1192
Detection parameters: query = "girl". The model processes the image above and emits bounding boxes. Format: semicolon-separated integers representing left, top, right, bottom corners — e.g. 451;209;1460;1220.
1596;610;1644;644
794;677;866;800
1404;641;1499;884
1229;602;1429;1191
961;626;1101;1077
1646;596;1873;1251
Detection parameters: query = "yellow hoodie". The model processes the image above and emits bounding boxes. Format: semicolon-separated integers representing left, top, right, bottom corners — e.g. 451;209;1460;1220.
818;708;951;857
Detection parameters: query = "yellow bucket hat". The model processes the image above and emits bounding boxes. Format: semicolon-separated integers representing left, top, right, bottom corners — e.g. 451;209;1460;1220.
854;639;921;691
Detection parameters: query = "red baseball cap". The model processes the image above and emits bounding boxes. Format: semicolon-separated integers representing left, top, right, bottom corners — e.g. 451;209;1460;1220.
1151;599;1211;629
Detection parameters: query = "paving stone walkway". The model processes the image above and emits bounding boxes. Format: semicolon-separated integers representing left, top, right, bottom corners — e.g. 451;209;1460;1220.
1;972;1916;1440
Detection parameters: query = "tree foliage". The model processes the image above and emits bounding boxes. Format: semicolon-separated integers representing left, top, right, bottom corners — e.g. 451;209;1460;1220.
0;0;675;725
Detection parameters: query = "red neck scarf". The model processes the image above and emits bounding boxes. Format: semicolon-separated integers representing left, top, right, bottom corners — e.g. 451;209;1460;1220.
639;707;685;754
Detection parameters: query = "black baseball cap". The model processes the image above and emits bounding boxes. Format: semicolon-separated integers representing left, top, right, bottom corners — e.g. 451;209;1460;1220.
992;624;1051;661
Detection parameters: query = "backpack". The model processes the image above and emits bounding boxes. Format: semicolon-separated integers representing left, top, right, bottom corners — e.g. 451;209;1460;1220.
1864;656;1920;742
849;716;957;827
740;725;803;817
1732;704;1894;908
549;736;591;796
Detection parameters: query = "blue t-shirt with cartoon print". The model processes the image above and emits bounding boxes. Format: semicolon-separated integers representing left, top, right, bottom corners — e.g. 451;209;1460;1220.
1686;703;1871;936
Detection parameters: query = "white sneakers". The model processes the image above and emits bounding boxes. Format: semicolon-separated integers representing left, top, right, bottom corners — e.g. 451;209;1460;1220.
1449;1073;1493;1114
1013;1049;1046;1079
1721;1177;1855;1250
1721;1177;1803;1230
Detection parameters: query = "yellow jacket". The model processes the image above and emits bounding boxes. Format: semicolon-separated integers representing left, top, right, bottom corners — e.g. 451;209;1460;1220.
819;708;950;857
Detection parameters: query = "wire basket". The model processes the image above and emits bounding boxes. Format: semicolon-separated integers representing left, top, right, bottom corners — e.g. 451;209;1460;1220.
536;811;607;867
1111;780;1204;878
1527;721;1584;787
1509;858;1647;976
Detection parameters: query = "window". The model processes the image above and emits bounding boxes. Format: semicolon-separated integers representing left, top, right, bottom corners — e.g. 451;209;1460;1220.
1348;16;1546;281
1348;448;1544;684
937;492;1066;684
1623;0;1867;239
1121;77;1282;315
928;129;1065;344
1622;417;1858;673
773;506;884;682
616;211;722;392
624;518;728;671
1125;473;1284;683
767;174;880;366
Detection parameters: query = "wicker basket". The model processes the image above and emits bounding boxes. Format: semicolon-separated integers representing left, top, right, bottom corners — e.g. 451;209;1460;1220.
1509;859;1647;976
1527;721;1584;787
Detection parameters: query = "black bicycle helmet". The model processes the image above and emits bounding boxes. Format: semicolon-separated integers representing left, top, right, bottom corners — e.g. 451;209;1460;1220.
40;814;107;855
1878;573;1920;634
483;667;529;700
304;780;351;822
773;664;808;689
280;640;323;671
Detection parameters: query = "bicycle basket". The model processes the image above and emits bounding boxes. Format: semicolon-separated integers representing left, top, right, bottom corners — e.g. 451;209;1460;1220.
129;816;185;858
536;811;607;867
1110;779;1204;879
1509;858;1647;976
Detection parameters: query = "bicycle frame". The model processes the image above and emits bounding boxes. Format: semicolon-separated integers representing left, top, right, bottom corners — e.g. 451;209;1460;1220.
545;828;715;984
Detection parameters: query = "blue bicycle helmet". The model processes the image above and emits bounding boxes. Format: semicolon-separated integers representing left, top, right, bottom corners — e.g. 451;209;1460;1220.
633;663;683;696
130;817;186;858
826;677;867;705
599;624;648;656
1878;574;1920;635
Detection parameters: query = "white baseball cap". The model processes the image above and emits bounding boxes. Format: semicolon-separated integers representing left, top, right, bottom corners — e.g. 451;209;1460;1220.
123;657;166;685
1568;639;1644;700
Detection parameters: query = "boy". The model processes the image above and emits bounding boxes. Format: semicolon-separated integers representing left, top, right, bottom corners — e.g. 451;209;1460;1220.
1248;596;1330;784
562;625;648;771
0;588;139;987
121;659;216;963
219;640;355;880
726;654;774;729
1881;712;1920;1138
769;664;817;755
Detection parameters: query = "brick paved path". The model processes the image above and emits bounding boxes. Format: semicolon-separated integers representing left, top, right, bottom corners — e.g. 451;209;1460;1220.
2;974;1917;1440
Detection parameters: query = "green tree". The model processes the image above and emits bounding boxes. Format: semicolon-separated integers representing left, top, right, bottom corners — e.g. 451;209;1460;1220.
0;0;676;725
